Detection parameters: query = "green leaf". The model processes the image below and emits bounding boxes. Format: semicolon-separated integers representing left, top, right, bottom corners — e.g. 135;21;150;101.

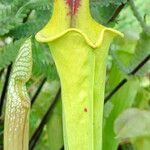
47;97;63;150
116;0;150;30
115;108;150;150
103;56;139;150
111;31;150;76
103;78;139;150
133;88;150;109
30;81;60;149
114;108;150;139
91;2;118;25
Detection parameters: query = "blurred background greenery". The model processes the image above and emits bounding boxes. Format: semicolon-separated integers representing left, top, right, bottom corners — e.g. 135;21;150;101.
0;0;150;150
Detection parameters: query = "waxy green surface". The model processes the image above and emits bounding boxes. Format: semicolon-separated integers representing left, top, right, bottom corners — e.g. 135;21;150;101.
36;0;123;149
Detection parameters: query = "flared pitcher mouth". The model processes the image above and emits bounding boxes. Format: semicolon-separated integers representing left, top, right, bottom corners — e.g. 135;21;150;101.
36;27;123;49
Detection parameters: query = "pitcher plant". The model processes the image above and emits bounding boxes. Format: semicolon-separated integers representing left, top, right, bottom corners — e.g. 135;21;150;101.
36;0;123;150
4;38;32;150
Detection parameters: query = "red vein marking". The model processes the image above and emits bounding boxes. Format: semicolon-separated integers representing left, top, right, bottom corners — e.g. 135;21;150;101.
66;0;81;15
84;108;88;112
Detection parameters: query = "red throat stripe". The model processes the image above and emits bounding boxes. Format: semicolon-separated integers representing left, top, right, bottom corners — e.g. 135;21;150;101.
66;0;81;15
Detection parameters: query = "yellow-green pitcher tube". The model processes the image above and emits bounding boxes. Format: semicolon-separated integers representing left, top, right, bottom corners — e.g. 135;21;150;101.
36;0;123;149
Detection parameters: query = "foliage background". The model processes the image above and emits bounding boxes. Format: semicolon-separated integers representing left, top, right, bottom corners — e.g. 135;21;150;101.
0;0;150;150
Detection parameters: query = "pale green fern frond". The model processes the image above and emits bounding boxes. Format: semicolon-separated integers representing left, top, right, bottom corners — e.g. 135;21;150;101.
0;0;52;36
0;39;25;70
9;9;52;39
32;40;58;80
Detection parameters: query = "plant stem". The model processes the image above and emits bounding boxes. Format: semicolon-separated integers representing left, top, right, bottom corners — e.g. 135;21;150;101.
107;3;125;24
105;54;150;103
29;87;61;150
0;64;12;116
31;77;47;106
0;69;4;78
